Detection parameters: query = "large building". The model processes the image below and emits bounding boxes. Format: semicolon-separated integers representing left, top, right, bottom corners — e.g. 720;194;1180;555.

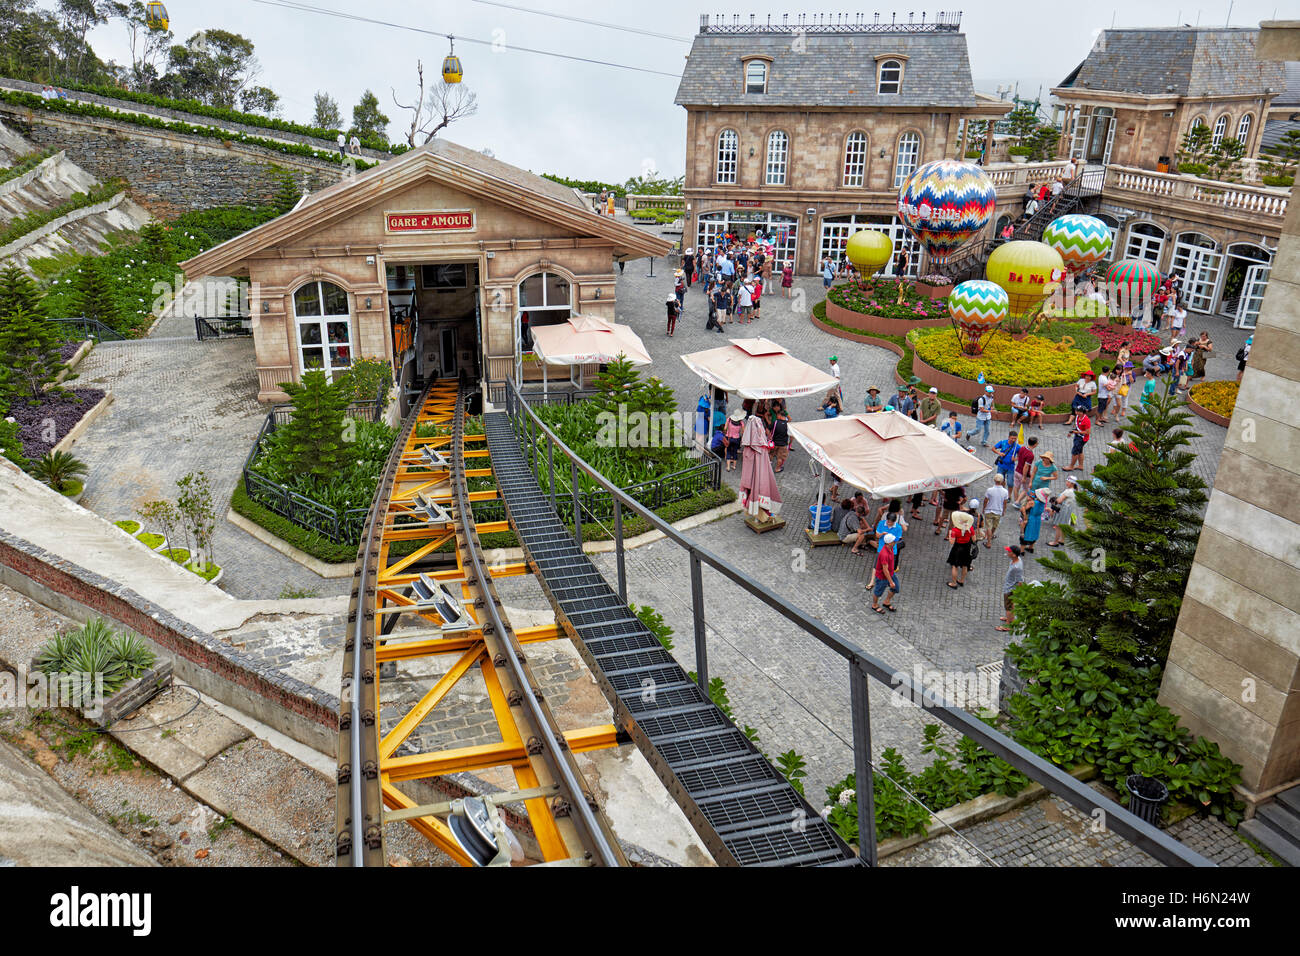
181;140;669;405
1053;28;1291;327
673;13;1011;275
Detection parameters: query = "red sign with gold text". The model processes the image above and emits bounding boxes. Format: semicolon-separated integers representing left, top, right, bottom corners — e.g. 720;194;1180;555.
385;210;474;232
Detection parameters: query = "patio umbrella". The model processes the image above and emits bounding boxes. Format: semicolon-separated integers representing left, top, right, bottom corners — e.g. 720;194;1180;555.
739;414;782;517
788;411;991;503
529;314;652;398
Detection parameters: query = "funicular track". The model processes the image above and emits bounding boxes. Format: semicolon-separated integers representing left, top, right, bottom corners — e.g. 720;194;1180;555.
336;382;624;866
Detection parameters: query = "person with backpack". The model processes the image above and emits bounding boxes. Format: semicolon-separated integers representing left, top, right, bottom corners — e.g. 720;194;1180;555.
770;408;790;473
992;428;1020;485
665;295;680;336
1236;337;1252;383
722;409;744;472
705;286;724;333
973;386;994;446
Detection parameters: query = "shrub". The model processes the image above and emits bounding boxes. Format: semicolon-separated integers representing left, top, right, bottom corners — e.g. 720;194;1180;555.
1189;380;1238;418
827;278;949;321
29;450;88;493
1087;323;1163;357
231;479;358;564
909;328;1093;387
34;617;156;705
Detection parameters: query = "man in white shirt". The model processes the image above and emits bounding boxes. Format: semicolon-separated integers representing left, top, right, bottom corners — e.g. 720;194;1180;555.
336;133;346;159
829;356;842;403
982;474;1010;548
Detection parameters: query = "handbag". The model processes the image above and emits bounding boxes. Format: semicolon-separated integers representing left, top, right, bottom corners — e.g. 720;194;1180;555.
1118;384;1130;397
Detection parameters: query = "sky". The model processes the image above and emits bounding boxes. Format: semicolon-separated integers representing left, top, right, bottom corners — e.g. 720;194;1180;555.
83;0;1290;184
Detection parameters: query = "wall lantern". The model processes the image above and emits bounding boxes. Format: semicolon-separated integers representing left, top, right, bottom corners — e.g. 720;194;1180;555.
262;301;270;313
879;148;886;158
365;297;373;309
594;288;602;299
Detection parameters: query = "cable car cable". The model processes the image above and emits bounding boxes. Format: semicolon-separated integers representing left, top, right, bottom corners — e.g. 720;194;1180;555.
468;0;690;43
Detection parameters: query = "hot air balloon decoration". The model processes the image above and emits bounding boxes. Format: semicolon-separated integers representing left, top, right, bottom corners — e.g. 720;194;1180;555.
985;240;1066;334
1104;259;1161;319
1042;214;1112;276
948;280;1009;355
896;159;997;268
845;229;893;288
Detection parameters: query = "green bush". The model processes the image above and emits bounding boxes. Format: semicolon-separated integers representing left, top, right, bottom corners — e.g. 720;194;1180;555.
0;148;58;188
231;479;358;564
34;617;156;705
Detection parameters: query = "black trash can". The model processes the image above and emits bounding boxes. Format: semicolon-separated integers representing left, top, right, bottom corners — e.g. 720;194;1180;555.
1125;774;1169;826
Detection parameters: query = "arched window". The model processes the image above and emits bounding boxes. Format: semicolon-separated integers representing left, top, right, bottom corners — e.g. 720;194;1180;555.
1212;115;1229;148
1236;113;1252;145
516;271;571;358
843;131;868;187
1189;116;1208;133
878;58;903;94
893;131;920;188
716;129;738;184
765;130;789;186
293;280;352;380
1125;222;1166;265
744;60;768;94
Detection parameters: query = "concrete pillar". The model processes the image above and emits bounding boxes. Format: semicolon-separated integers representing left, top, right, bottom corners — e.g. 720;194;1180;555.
1157;20;1300;806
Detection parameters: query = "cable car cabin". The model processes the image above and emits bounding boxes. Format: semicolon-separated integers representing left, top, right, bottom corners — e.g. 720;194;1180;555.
442;55;463;84
145;2;168;30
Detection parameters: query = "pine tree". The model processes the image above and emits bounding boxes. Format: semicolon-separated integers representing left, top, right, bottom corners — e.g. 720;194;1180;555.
0;306;66;403
0;265;44;322
590;356;682;470
276;370;354;477
1014;388;1208;680
70;258;122;331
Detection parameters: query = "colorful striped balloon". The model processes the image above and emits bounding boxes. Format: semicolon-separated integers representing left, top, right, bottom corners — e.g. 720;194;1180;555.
985;240;1066;316
896;160;997;265
948;280;1009;354
1042;214;1113;275
1104;258;1160;295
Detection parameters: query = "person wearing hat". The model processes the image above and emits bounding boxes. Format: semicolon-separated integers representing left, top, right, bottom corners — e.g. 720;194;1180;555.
682;248;695;288
895;383;916;418
1019;486;1050;553
1030;449;1057;494
665;294;681;337
864;385;884;413
918;386;943;427
828;355;843;403
674;269;687;309
1237;335;1252;383
1047;475;1079;547
996;545;1024;631
869;533;899;613
722;408;745;471
975;385;994;446
945;509;977;588
1067;371;1096;429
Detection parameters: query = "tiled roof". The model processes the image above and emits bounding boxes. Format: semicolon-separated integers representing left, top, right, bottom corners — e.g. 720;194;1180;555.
1058;28;1286;97
674;30;976;108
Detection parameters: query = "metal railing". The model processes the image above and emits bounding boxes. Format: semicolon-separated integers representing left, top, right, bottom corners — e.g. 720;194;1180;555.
46;316;125;341
699;11;962;33
194;315;253;340
493;376;1214;867
241;390;389;544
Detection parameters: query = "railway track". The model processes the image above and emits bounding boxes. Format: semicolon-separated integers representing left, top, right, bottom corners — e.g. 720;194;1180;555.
335;382;624;866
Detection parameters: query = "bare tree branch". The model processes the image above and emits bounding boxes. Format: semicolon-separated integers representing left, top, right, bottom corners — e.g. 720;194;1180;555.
392;60;477;147
391;60;427;149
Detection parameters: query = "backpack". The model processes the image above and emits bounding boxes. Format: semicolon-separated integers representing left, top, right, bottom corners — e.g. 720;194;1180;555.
970;395;981;415
1235;347;1246;362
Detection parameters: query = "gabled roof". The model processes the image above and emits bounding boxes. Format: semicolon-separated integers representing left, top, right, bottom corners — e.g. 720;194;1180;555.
1056;28;1286;98
674;28;977;108
181;139;671;277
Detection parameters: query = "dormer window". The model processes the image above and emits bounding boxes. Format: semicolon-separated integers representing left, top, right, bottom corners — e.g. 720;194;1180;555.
877;57;905;94
743;58;769;94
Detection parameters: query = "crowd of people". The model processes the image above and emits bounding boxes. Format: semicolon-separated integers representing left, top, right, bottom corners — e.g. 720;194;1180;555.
668;231;797;337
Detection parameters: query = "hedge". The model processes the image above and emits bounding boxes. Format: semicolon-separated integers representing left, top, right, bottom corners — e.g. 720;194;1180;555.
0;91;376;171
231;478;358;565
0;179;126;248
0;147;58;187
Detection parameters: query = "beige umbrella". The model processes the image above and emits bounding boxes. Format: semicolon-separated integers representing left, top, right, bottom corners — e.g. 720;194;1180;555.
529;314;652;397
788;411;992;502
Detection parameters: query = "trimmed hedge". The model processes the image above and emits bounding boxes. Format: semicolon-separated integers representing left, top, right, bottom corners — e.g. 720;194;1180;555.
0;91;376;171
231;478;358;565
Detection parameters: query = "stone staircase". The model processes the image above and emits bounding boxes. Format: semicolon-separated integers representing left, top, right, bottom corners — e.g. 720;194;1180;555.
1240;785;1300;866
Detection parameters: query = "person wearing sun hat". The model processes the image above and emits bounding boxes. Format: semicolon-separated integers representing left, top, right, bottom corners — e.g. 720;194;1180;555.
945;509;977;588
864;385;884;413
1019;486;1050;553
1030;449;1057;494
665;293;680;337
1047;475;1079;547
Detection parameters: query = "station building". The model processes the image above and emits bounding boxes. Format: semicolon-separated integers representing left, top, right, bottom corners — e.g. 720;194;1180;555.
181;140;670;407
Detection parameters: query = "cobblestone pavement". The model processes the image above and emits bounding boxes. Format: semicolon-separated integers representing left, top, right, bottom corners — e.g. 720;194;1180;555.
68;333;351;601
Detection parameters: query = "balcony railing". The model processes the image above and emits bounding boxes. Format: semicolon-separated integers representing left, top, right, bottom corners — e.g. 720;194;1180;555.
1104;164;1289;220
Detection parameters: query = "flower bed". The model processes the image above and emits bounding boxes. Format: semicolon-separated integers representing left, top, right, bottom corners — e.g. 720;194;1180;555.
6;387;106;459
1188;380;1237;427
1088;323;1163;358
826;277;950;320
910;328;1093;387
114;520;141;535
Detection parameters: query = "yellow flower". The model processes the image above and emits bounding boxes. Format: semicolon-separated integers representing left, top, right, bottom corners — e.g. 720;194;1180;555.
910;329;1092;387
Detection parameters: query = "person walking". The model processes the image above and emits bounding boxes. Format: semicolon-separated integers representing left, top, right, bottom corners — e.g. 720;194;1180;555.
945;510;977;588
682;248;695;288
992;428;1020;485
1019;487;1049;553
735;276;755;325
1013;435;1037;506
821;257;835;290
337;132;347;160
705;287;724;333
995;545;1024;632
1046;475;1079;547
974;385;994;446
1236;336;1252;383
1096;367;1114;424
869;535;900;613
674;271;687;309
1065;409;1091;472
875;508;908;568
665;295;680;336
982;473;1010;548
781;260;794;298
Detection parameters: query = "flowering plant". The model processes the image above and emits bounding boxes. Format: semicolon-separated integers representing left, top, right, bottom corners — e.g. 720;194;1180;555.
1087;323;1162;357
826;278;948;320
910;328;1093;386
918;273;952;285
1189;380;1238;418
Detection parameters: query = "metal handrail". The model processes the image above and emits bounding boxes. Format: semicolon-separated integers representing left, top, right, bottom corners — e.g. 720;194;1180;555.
46;316;125;341
491;376;1214;867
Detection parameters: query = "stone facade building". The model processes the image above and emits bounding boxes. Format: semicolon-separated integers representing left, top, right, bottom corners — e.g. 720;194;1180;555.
1053;28;1291;327
180;140;669;406
674;13;1011;276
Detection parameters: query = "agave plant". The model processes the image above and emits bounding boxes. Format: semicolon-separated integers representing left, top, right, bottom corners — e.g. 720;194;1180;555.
30;450;88;493
33;618;156;703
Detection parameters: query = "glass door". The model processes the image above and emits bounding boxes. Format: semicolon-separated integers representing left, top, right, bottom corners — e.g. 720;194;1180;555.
1235;264;1270;330
1172;236;1222;312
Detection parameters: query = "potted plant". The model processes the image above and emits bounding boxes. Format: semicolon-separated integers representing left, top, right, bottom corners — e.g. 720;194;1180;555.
914;274;954;299
1007;145;1032;164
30;450;88;502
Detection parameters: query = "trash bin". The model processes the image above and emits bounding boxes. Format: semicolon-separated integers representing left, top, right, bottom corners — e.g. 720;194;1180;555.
809;505;833;532
1156;156;1170;173
1125;774;1169;826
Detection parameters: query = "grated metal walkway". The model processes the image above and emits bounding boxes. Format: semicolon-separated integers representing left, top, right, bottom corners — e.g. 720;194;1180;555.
484;412;861;866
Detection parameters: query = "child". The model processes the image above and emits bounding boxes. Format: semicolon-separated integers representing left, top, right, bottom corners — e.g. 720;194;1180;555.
1026;394;1045;428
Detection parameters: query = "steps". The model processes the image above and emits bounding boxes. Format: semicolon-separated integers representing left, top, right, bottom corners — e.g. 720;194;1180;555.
1240;785;1300;866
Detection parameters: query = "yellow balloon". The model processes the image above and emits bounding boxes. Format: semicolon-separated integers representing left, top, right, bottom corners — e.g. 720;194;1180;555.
845;230;894;275
984;240;1066;315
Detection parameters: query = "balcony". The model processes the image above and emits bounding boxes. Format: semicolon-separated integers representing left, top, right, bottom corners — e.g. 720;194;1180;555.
1103;164;1290;225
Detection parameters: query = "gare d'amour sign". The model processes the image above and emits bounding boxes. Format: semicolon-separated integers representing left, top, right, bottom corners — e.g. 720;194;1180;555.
385;210;475;232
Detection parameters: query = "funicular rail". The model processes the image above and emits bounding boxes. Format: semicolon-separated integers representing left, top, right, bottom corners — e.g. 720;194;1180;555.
488;378;1216;868
336;382;623;866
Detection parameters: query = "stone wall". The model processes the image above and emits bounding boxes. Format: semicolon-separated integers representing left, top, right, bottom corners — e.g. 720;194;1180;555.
0;105;349;219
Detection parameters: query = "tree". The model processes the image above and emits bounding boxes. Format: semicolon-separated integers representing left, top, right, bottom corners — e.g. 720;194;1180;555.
350;89;389;144
623;173;684;196
1262;129;1300;182
70;257;121;330
239;84;280;116
175;470;216;567
0;306;66;402
591;356;680;470
56;0;110;80
0;414;27;471
392;61;476;147
276;370;354;477
1176;122;1214;175
0;264;45;322
110;0;171;89
312;90;342;130
1207;136;1246;183
1012;389;1208;680
162;29;261;108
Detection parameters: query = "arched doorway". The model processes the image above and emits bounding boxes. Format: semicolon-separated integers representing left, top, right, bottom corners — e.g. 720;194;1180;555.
1170;232;1222;313
1221;243;1273;329
819;214;920;277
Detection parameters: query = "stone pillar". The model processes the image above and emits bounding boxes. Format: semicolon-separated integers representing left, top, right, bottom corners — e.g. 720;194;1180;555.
1157;21;1300;804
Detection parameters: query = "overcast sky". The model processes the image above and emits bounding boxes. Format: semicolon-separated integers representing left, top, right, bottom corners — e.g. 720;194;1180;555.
85;0;1288;183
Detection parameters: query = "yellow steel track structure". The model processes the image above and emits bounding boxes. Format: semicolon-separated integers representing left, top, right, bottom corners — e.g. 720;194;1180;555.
339;382;624;866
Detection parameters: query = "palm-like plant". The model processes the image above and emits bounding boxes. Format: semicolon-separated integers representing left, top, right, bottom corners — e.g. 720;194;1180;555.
30;450;88;493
